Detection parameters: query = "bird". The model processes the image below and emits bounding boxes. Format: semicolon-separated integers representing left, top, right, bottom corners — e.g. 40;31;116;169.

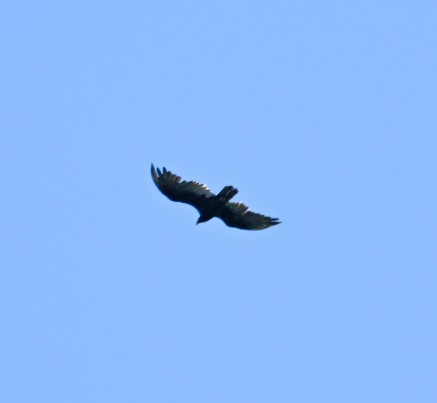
151;164;281;230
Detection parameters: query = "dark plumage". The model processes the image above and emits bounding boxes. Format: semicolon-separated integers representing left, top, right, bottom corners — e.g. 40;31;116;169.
151;164;281;230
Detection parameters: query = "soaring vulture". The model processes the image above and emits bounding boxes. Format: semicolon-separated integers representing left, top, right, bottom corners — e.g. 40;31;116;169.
151;164;281;230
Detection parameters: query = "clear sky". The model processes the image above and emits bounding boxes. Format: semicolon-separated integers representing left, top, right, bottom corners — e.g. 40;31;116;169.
2;2;436;402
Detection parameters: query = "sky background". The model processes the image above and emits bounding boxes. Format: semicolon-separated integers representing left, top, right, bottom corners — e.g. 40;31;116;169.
1;1;436;402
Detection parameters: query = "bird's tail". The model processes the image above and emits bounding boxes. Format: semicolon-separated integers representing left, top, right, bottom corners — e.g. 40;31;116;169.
217;186;238;203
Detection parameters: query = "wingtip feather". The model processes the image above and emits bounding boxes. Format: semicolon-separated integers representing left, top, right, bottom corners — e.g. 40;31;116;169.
151;164;158;183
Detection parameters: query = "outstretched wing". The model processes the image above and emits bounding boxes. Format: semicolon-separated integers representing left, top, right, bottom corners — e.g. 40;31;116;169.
151;164;215;212
216;202;281;230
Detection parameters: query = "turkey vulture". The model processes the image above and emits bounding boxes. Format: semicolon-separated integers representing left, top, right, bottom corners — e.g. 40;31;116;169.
151;164;281;230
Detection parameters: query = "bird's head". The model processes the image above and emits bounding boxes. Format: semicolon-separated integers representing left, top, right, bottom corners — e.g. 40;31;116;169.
196;216;208;225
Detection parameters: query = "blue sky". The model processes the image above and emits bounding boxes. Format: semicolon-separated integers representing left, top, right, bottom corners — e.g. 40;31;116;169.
2;1;436;402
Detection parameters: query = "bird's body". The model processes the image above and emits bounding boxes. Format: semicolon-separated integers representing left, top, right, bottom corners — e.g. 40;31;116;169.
151;164;281;230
